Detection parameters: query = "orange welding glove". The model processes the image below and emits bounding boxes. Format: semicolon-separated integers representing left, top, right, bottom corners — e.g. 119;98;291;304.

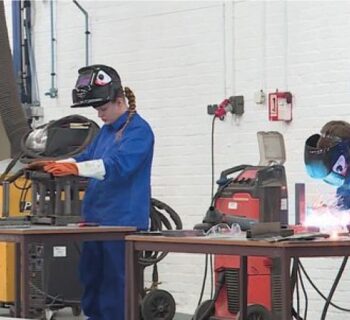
43;163;79;176
26;160;55;170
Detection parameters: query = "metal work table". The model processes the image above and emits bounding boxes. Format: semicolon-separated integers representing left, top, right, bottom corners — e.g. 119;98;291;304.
125;234;350;320
0;225;136;318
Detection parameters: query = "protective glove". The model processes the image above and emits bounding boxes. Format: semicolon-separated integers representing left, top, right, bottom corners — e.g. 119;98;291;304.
44;162;79;176
26;160;56;170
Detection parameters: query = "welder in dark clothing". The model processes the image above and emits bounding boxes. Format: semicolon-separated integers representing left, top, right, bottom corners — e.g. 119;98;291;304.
304;120;350;209
42;65;154;320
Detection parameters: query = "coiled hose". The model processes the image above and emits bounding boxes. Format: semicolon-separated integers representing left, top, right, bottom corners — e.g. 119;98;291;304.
0;115;99;184
20;114;100;161
139;198;183;292
139;198;183;267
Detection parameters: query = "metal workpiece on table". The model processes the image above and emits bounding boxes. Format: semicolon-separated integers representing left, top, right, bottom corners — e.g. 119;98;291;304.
27;170;86;225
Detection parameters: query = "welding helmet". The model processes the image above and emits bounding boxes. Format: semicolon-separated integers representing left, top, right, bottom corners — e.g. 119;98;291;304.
304;134;350;187
71;64;122;108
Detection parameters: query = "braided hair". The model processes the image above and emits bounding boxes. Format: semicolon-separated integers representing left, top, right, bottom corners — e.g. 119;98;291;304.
116;86;137;140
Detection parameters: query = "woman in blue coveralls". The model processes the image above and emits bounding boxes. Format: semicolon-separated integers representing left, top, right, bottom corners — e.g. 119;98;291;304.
304;120;350;209
42;65;154;320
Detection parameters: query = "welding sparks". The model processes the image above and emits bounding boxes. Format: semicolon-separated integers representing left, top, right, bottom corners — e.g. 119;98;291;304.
304;196;350;233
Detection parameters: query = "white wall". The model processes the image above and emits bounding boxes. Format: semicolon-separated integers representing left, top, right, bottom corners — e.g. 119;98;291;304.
4;1;350;318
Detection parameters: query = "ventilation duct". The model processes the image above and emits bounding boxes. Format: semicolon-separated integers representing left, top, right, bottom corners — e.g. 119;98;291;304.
0;2;30;159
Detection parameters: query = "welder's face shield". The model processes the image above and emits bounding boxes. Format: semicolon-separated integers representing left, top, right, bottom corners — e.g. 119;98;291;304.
304;134;350;187
71;65;120;108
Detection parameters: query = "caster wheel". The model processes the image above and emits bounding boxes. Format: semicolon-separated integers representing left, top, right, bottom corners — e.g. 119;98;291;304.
193;299;215;320
71;305;81;316
44;309;56;320
141;289;176;320
237;304;272;320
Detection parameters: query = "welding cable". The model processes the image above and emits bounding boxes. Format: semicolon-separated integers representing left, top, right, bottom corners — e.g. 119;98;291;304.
0;153;24;185
14;175;30;191
297;264;308;320
210;254;214;299
295;263;300;319
292;261;308;320
193;110;235;315
200;116;218;304
20;115;100;161
298;259;350;313
290;258;301;319
29;282;79;305
320;256;348;320
210;115;216;201
193;270;225;320
137;198;182;268
196;254;209;307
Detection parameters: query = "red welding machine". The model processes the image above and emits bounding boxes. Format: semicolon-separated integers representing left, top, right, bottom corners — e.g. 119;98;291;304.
216;164;288;320
195;164;288;320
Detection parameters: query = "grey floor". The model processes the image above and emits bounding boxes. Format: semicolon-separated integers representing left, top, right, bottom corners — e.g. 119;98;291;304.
0;307;192;319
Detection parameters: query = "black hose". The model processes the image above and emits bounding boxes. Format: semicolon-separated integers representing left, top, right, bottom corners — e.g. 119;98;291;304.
138;198;182;267
197;254;209;307
320;256;348;320
298;259;350;313
297;263;308;320
21;114;100;161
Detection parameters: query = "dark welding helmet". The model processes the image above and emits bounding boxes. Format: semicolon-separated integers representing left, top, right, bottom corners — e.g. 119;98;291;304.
304;134;350;187
71;65;122;108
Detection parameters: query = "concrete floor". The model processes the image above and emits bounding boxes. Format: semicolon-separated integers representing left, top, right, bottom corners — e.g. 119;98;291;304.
0;307;192;319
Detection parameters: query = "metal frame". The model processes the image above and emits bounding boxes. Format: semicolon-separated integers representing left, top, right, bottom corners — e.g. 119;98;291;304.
0;226;135;318
125;235;350;320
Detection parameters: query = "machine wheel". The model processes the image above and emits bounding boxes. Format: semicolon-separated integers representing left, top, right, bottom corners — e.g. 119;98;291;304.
141;289;176;320
193;299;215;320
71;304;81;316
237;304;272;320
43;308;56;320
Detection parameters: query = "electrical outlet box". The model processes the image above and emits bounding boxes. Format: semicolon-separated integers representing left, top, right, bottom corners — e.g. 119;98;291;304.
229;96;244;115
207;104;218;115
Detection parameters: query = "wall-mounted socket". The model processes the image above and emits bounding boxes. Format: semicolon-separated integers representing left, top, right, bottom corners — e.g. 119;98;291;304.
254;90;266;104
229;95;244;115
207;104;218;115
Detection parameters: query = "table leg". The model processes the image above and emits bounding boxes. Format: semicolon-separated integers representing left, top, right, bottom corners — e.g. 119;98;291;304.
125;241;140;320
240;256;248;319
281;251;292;320
14;242;21;317
20;239;30;318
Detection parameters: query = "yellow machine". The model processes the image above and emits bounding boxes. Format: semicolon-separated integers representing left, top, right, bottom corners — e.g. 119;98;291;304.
0;175;31;303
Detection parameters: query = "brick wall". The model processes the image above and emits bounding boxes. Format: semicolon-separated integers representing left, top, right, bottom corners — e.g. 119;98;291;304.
4;1;350;318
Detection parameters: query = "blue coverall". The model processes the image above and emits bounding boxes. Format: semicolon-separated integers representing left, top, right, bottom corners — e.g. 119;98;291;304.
74;111;154;320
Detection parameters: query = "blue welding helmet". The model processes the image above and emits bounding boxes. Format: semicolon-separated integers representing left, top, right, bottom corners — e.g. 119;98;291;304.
304;134;350;187
71;64;122;108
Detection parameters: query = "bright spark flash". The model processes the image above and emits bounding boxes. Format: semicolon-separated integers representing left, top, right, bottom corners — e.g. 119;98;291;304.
304;196;350;233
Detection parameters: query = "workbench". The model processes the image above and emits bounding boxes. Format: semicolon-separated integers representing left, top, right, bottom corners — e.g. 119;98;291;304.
125;234;350;320
0;225;136;318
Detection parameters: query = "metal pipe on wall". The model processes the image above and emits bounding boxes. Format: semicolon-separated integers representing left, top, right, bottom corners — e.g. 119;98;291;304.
73;0;90;66
11;0;22;97
222;1;235;97
45;0;58;98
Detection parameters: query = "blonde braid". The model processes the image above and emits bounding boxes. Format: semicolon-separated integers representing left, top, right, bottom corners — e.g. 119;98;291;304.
116;87;137;140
